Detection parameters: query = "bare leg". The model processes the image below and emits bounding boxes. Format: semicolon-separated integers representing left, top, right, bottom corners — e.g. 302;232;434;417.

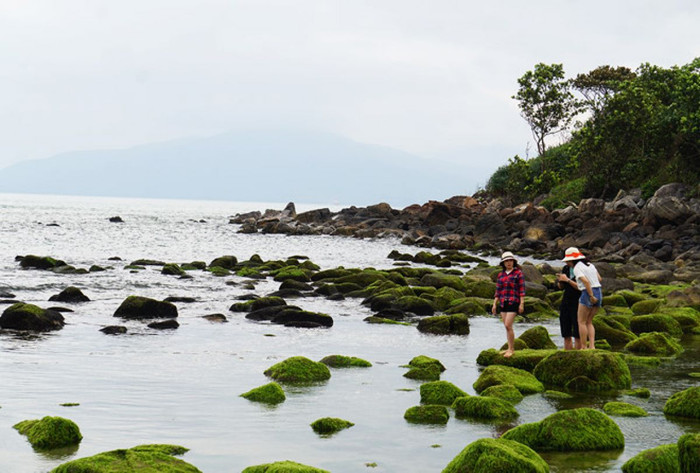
577;304;590;349
574;337;583;350
501;312;517;357
563;337;573;350
586;307;599;349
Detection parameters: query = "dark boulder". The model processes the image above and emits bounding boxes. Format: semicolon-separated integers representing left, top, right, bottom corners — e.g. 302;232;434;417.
114;296;178;320
0;303;65;331
49;286;90;303
19;255;66;270
148;319;180;330
100;325;127;335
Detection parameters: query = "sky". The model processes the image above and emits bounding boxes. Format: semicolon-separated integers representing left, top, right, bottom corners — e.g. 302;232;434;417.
1;0;698;189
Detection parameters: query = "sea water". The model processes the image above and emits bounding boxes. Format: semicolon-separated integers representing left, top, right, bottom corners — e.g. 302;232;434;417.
0;193;698;473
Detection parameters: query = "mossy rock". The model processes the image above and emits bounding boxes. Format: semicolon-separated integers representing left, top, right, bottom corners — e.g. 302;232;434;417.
404;405;449;424
20;254;66;269
408;355;446;372
663;386;700;419
623;354;662;368
363;316;409;325
230;296;286;313
263;356;331;384
51;444;200;473
310;417;354;435
420;381;468;406
441;437;549;473
533;350;631;393
616;289;649;307
242;460;329;473
417;314;470;335
334;270;388;288
630;314;683;338
319;355;372;368
240;382;286;404
473;365;544;395
419;272;468;292
113;296;178;320
543;390;573;399
310;267;356;281
464;280;497;299
660;307;700;333
396;295;435;315
502;407;624;452
624;332;683;356
208;266;231;276
476;349;557;372
49;286;90;303
593;316;638;345
209;255;238;269
621;443;679;473
404;365;441;381
679;432;700;473
631;299;663;315
623;388;652;398
517;325;557;350
161;263;186;276
432;286;467;311
522;297;558;320
603;401;648;417
452;395;519;420
480;384;524;404
603;294;628;307
0;302;65;331
14;416;82;450
446;298;489;316
272;267;312;283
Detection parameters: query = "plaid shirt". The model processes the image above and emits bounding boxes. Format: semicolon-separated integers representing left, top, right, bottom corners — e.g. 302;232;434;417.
495;268;525;305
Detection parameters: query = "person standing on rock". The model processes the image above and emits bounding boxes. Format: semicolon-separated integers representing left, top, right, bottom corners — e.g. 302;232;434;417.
557;248;583;350
568;248;602;349
492;251;525;358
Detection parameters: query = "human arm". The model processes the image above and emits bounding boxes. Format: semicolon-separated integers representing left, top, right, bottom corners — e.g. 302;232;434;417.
517;271;525;314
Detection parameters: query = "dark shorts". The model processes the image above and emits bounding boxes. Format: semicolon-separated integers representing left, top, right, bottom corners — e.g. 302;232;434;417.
559;302;580;339
580;287;603;308
500;300;520;313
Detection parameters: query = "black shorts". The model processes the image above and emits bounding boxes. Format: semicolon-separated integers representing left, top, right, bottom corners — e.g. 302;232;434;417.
500;300;520;313
559;302;580;338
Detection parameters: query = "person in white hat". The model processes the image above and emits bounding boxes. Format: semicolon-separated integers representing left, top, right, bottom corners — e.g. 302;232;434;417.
564;247;602;349
557;247;583;350
492;251;525;358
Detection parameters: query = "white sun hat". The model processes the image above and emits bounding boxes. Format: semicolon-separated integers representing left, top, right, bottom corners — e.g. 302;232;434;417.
500;251;517;263
562;247;585;262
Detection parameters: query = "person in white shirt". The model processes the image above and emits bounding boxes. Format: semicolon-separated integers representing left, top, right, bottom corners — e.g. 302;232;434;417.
562;247;602;350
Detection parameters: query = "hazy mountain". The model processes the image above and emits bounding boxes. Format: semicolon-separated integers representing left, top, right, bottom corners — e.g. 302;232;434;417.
0;130;483;207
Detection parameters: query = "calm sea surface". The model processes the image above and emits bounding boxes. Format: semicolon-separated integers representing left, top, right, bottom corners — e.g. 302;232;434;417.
0;193;698;473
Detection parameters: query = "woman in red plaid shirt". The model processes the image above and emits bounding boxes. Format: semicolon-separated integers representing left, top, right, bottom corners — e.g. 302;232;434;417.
492;251;525;358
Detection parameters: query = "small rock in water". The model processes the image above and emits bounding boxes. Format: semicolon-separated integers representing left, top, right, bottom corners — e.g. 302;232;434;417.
202;313;228;323
148;319;180;330
108;216;124;223
100;326;127;335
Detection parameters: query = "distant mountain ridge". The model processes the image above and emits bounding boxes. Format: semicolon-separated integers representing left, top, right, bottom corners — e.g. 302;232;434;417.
0;130;476;207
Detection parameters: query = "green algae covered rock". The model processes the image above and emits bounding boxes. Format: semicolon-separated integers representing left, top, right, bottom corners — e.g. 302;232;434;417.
432;286;468;311
623;354;662;368
242;460;329;473
631;299;663;315
624;332;683;356
679;432;700;473
521;297;558;320
502;408;624;452
319;355;372;368
452;395;519;420
533;350;631;393
51;445;200;473
630;314;683;338
408;355;446;372
473;365;544;395
621;444;679;473
420;381;468;406
114;296;178;320
441;437;549;473
209;255;238;269
230;296;286;313
240;382;286;404
593;316;638;345
517;325;557;349
623;388;652;398
476;348;557;372
404;405;449;424
396;295;435;315
603;294;628;307
404;365;441;381
603;401;648;417
161;263;186;276
480;384;524;404
417;314;470;335
0;302;65;332
310;417;354;435
14;416;82;450
419;272;468;292
664;386;700;419
616;290;649;307
543;390;573;400
464;280;497;299
263;356;331;384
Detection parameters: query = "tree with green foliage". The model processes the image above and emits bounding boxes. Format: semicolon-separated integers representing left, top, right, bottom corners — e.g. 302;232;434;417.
513;63;580;171
573;65;636;115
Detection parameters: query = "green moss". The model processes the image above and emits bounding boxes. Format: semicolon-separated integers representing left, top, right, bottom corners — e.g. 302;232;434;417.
319;355;372;368
603;294;629;307
417;314;470;335
464;280;497;299
543;390;573;399
396;295;435;315
208;266;231;276
517;325;557;349
209;255;237;269
13;416;82;450
403;405;449;424
363;316;410;325
603;401;649;417
621;443;679;473
480;384;524;404
624;332;683;356
445;298;489;316
632;299;663;315
663;386;700;419
452;395;519;420
473;365;544;394
533;350;631;393
272;266;312;282
161;263;185;276
409;355;446;372
521;297;558;320
502;407;624;452
236;267;265;278
419;272;468;292
420;381;468;406
230;296;286;313
242;460;329;473
476;348;558;372
630;314;683;338
623;388;652;398
623;354;663;368
114;296;178;320
404;365;441;381
51;444;200;473
263;356;331;384
679;433;700;473
432;286;467;311
441;437;549;473
592;316;638;345
310;417;354;435
240;382;286;404
616;290;649;307
334;270;389;288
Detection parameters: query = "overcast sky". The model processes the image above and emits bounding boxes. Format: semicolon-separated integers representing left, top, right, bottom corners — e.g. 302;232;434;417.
1;0;698;178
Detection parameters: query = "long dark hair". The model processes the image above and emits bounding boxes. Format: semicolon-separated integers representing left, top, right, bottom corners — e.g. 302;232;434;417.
574;258;591;267
500;260;521;271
